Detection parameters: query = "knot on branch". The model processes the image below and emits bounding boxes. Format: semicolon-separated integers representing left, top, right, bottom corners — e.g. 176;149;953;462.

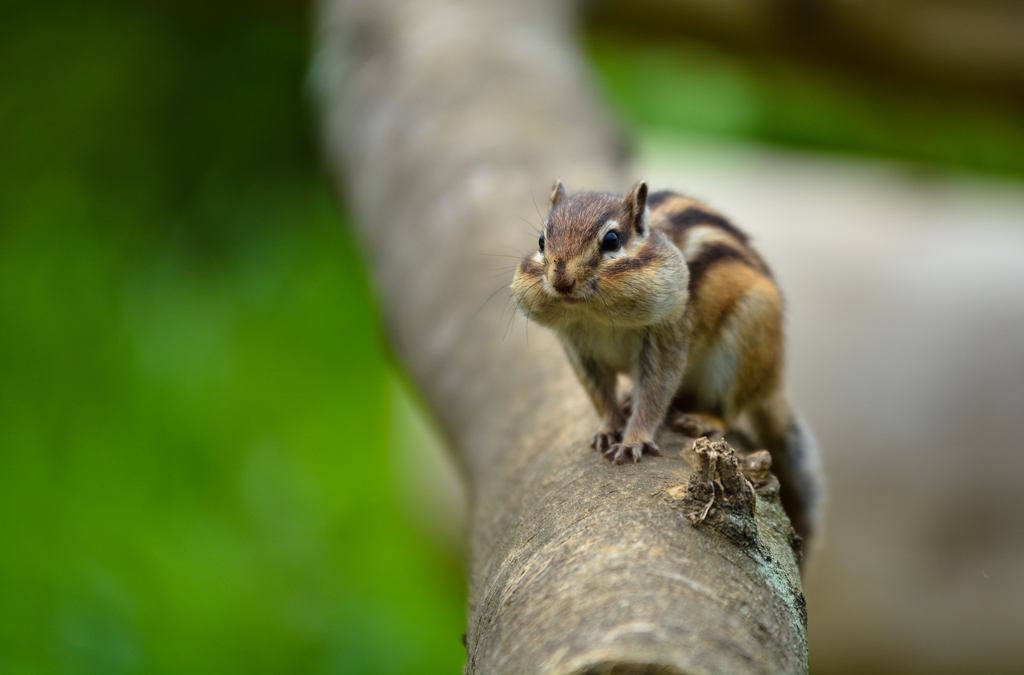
742;449;780;495
681;438;759;546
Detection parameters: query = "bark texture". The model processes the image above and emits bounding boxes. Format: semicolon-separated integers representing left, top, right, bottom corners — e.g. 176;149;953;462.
313;0;807;672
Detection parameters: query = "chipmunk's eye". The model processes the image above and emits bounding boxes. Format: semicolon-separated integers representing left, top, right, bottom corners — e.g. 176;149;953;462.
600;231;620;253
538;233;545;253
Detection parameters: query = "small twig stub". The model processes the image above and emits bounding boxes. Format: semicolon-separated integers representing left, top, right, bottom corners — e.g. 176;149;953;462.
680;438;759;546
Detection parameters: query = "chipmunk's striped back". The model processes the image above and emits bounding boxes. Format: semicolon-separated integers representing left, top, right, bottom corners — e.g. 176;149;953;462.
648;191;784;425
648;190;772;293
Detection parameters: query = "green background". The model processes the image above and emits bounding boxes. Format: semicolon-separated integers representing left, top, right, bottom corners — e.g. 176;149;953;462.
3;1;1022;674
1;2;465;673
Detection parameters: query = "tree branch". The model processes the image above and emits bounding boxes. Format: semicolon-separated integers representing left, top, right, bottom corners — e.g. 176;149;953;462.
313;0;807;671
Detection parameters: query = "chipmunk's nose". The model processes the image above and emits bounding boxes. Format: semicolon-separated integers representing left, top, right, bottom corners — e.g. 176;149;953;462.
549;260;577;295
552;278;576;295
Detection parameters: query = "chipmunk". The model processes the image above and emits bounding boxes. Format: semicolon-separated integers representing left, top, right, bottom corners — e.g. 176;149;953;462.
511;179;822;543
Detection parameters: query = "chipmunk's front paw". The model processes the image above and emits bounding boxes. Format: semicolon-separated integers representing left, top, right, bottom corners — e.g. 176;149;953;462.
590;429;623;453
604;440;661;465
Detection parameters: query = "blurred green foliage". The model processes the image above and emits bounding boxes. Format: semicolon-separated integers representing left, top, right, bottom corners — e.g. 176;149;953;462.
0;1;465;673
587;31;1024;179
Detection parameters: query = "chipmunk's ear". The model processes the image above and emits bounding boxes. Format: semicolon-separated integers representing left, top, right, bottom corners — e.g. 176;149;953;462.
550;180;566;209
626;180;648;235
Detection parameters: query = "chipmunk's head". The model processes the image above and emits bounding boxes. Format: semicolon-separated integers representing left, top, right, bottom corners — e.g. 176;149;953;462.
511;180;688;329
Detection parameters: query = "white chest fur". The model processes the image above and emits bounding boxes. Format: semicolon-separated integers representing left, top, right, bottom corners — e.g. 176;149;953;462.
562;323;646;375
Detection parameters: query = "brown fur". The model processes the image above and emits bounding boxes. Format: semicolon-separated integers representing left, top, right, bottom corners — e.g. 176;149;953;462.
511;182;821;547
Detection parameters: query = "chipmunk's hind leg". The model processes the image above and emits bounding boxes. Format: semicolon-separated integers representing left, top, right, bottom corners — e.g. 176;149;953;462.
670;411;726;439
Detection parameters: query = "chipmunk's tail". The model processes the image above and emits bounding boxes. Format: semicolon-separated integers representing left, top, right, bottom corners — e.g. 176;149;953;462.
749;391;825;563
